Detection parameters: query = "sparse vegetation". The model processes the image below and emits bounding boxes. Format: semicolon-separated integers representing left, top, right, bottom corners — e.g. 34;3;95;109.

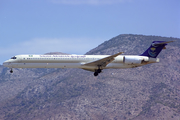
0;34;180;120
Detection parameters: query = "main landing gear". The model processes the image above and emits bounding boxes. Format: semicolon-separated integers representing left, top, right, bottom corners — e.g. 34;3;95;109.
10;68;13;73
94;69;102;76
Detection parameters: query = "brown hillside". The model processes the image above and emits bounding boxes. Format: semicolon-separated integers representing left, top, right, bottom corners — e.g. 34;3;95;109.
0;34;180;120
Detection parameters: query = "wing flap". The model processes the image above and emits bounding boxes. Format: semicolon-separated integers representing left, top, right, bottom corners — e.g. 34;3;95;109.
82;68;95;72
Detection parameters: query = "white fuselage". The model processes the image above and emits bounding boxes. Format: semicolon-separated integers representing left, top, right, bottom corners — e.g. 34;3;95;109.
3;54;159;70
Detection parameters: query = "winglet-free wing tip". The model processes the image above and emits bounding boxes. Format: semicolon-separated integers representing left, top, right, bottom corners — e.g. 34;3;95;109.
118;52;124;55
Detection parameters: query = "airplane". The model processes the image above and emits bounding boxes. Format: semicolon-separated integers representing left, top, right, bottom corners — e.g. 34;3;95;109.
3;41;173;76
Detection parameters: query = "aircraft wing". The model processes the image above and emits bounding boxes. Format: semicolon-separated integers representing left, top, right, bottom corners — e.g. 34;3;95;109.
82;68;95;72
83;52;123;68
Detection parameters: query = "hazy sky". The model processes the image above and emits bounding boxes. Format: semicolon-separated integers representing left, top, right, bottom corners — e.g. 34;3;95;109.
0;0;180;64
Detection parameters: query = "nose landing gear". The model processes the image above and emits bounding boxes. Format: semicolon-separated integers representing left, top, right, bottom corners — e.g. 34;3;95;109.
10;69;13;73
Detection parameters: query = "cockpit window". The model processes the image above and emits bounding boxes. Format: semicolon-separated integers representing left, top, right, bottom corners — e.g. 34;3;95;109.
11;56;17;59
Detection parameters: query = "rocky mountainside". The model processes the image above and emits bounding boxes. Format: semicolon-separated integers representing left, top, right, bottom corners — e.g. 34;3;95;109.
0;34;180;120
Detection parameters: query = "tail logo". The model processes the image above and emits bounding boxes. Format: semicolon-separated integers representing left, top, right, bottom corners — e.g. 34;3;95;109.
150;47;156;51
148;47;157;57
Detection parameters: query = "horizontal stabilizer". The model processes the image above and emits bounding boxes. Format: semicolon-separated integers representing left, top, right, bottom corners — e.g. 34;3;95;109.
153;41;174;45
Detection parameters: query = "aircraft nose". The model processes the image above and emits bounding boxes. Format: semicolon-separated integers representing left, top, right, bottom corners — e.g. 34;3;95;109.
3;61;7;66
3;60;11;67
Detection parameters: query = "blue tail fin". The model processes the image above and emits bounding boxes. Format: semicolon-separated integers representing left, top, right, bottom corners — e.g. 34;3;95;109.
140;41;173;58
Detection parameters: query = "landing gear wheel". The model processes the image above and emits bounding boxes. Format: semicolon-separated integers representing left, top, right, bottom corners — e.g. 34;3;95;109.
94;72;98;76
94;69;102;76
97;69;101;73
10;69;13;73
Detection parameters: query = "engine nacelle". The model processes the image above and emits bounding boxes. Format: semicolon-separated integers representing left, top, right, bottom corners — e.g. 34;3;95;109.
123;56;149;65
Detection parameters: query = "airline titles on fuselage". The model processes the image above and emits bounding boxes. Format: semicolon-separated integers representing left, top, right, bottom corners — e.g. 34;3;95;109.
39;55;86;58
